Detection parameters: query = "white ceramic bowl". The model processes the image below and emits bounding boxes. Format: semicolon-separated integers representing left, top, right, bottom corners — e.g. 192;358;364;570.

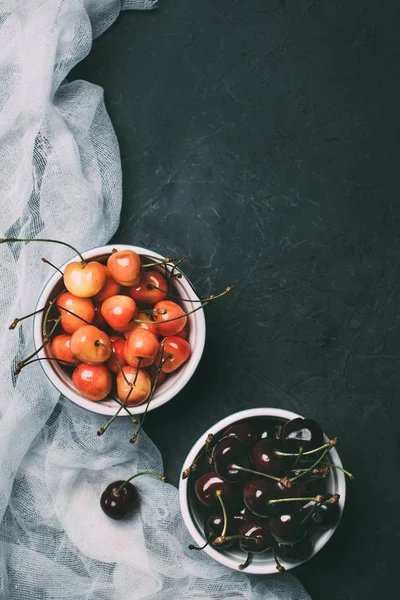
33;244;206;415
179;407;346;575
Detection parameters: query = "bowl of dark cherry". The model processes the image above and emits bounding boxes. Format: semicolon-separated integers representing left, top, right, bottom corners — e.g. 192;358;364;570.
179;408;351;574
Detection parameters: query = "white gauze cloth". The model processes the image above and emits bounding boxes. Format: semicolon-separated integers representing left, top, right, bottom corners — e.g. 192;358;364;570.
0;2;310;599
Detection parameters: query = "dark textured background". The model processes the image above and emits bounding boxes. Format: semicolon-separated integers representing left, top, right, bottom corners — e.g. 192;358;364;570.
71;1;400;598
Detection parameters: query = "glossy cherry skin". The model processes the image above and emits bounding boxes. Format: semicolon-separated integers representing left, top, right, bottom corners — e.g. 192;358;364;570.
194;471;236;507
105;335;127;374
64;261;106;298
270;511;306;545
51;334;80;365
153;300;187;336
238;521;273;554
276;537;313;564
100;481;137;520
176;323;189;340
243;478;274;518
116;366;152;406
124;328;159;367
281;418;324;453
101;295;137;333
161;337;191;373
256;419;281;441
222;422;254;447
56;292;95;333
212;435;252;483
302;496;340;530
251;439;287;477
204;514;234;549
107;250;141;286
72;363;112;401
128;270;168;304
94;267;121;302
70;325;111;365
126;311;159;338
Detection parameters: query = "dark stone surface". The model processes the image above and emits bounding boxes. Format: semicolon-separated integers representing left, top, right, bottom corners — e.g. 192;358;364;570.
71;2;400;598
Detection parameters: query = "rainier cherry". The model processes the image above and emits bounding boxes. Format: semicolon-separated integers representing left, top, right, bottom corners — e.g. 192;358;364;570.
107;250;141;286
94;267;121;302
106;335;127;374
51;334;80;365
64;261;106;298
101;295;137;332
152;300;187;336
128;270;167;305
116;366;152;406
72;363;112;401
125;311;159;337
124;328;159;368
70;325;111;364
161;337;191;373
56;293;95;333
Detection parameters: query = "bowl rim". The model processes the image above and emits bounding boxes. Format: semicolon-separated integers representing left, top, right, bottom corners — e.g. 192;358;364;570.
33;244;206;416
179;407;346;575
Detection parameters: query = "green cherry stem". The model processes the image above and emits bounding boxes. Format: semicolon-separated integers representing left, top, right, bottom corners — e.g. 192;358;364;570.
268;495;325;506
94;340;131;386
213;534;261;546
108;395;138;423
57;305;91;324
14;356;76;374
230;463;283;483
97;385;134;436
141;256;176;268
301;460;354;480
288;448;331;484
216;490;228;538
188;541;209;551
274;438;337;458
115;471;167;496
16;315;61;374
273;545;286;573
41;257;63;274
9;306;46;330
291;446;304;471
0;237;86;265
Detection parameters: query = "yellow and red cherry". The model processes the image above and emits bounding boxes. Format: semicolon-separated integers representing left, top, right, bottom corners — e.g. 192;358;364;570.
124;328;159;368
146;364;167;387
72;363;112;401
63;261;106;298
153;300;187;336
107;250;141;286
161;337;190;373
116;366;152;406
70;325;112;365
56;293;95;333
94;267;121;302
101;295;137;332
128;270;167;305
106;335;127;374
126;311;159;337
51;334;80;365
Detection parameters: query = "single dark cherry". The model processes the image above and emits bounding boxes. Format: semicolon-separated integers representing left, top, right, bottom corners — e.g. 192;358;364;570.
194;471;236;506
243;478;275;518
204;514;234;549
212;435;252;482
222;422;254;447
251;439;287;477
302;495;340;530
238;521;273;554
281;418;324;453
100;481;137;520
270;510;307;545
276;537;314;564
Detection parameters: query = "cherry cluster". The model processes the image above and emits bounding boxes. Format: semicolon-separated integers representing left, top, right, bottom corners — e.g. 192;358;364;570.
185;417;353;572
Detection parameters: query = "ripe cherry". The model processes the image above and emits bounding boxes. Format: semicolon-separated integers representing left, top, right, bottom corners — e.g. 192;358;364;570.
107;250;141;286
64;261;106;298
128;270;168;304
281;418;324;453
276;537;314;564
204;514;234;549
101;295;137;333
116;366;152;406
212;435;252;483
92;303;108;329
194;471;236;507
152;300;187;336
243;478;274;518
125;311;159;338
106;335;127;374
147;364;167;387
70;325;111;365
176;323;189;340
100;471;166;520
124;328;159;368
302;495;340;530
270;511;306;545
161;337;191;373
94;267;121;302
56;293;95;333
51;334;80;365
72;363;112;401
251;439;287;477
238;521;273;553
222;422;254;447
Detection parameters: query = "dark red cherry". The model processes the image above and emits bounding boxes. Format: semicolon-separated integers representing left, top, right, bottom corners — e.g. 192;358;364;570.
251;439;287;477
194;471;236;507
302;495;340;530
255;419;281;441
243;478;274;518
212;435;251;482
270;511;306;545
269;480;307;514
238;521;273;554
222;422;254;447
276;537;314;564
205;514;234;549
100;481;137;520
281;418;324;453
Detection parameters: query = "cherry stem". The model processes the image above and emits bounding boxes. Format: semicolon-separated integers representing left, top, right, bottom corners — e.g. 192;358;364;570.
268;494;325;505
148;283;226;304
129;343;167;444
216;490;228;538
57;305;91;324
273;546;286;573
188;541;209;551
214;534;261;546
114;471;167;496
141;256;176;268
9;306;46;330
302;460;354;480
95;340;131;386
97;385;134;436
291;446;304;471
230;463;282;483
41;257;63;274
14;356;76;374
109;395;138;422
16;316;61;373
238;553;252;571
0;237;86;265
182;445;212;479
133;286;234;326
288;448;331;483
274;438;337;457
169;256;187;279
132;358;142;387
42;289;66;338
